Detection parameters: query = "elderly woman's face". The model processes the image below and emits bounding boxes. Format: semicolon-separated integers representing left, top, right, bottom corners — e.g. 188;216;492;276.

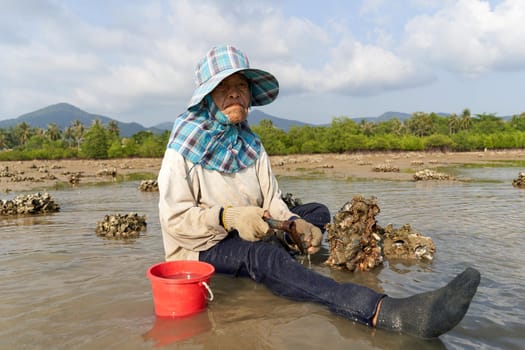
211;73;250;124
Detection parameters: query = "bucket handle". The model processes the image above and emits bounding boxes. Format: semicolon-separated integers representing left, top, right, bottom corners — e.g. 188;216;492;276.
201;281;214;302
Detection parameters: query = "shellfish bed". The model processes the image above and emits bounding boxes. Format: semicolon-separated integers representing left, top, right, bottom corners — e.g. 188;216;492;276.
0;192;60;216
325;195;435;272
372;163;400;172
138;180;159;192
95;213;147;239
413;169;454;181
512;172;525;188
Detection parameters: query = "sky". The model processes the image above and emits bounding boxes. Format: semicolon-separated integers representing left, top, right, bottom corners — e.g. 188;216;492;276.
1;0;524;127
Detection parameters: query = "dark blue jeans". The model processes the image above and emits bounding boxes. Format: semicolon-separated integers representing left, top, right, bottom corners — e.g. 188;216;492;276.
289;202;332;232
199;202;384;327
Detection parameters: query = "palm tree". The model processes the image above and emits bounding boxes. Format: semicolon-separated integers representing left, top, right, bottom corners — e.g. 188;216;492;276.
71;120;85;151
406;112;435;137
46;123;62;141
34;127;45;136
63;126;74;148
393;118;407;136
0;129;8;150
448;113;459;134
459;108;472;131
15;122;32;146
91;119;103;128
107;120;120;137
359;120;375;136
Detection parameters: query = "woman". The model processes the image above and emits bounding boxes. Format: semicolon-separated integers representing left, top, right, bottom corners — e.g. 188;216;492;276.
158;45;480;338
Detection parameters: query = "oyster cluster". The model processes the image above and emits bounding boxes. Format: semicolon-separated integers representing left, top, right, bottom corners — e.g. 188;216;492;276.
138;180;159;192
373;163;400;172
97;167;117;178
69;173;81;185
325;195;435;272
1;165;54;185
0;166;16;177
357;160;372;166
325;196;384;272
512;172;525;188
95;213;147;239
414;169;454;181
381;223;435;261
1;166;39;183
0;192;60;216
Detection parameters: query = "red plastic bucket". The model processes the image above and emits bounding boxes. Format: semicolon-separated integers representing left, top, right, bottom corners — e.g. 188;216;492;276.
147;261;215;317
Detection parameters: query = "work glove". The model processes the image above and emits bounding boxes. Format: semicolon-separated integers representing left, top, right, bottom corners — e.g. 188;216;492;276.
294;219;323;254
222;206;270;242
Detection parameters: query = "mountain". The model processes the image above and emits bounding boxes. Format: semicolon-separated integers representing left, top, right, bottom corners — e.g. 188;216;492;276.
152;110;310;132
351;111;411;123
6;103;508;137
153;121;175;131
248;110;310;131
0;103;164;138
375;111;412;122
0;103;310;136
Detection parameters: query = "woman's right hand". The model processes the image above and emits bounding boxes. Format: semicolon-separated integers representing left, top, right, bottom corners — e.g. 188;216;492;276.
222;206;270;241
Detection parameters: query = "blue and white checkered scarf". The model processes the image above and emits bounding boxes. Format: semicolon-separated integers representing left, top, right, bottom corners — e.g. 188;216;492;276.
168;95;261;173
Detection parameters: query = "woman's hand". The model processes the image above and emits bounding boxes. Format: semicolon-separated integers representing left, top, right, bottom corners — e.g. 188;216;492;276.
293;219;323;254
222;206;270;241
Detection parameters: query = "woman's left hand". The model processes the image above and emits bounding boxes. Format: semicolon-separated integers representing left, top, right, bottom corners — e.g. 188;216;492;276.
294;219;323;254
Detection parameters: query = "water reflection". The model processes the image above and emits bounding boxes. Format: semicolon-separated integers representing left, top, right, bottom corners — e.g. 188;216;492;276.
143;312;213;347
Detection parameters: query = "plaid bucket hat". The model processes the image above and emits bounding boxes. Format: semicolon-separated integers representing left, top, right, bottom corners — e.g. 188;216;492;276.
188;45;279;109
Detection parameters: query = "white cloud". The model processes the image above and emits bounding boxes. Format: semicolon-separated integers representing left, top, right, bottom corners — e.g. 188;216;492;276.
402;0;525;76
323;39;433;94
359;0;388;16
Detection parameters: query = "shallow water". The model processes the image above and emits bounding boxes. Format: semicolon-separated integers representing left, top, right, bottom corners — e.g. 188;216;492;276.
1;167;524;350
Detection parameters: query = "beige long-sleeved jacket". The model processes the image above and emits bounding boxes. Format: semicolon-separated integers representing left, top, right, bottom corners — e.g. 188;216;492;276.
157;147;295;261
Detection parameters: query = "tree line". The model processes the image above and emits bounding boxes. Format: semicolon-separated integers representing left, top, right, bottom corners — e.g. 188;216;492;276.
0;119;170;160
253;109;525;155
1;109;525;161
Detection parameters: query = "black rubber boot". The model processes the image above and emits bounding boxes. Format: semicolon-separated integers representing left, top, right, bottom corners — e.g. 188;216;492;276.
376;267;481;338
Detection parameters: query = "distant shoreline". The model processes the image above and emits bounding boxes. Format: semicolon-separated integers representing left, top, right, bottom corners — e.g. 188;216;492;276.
1;150;524;194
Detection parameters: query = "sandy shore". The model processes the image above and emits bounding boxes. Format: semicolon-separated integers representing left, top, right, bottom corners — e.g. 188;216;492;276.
1;150;525;194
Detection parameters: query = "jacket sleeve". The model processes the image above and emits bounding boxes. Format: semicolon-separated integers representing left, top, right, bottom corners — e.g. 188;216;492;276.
157;149;227;258
256;146;297;220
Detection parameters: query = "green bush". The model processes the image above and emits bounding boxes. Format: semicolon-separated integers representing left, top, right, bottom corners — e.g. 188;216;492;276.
423;134;454;151
80;122;109;159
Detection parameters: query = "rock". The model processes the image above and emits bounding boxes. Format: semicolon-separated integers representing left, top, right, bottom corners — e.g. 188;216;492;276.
325;195;384;272
97;168;117;178
512;172;525;188
138;180;159;192
68;173;82;185
381;223;435;261
95;212;147;239
373;163;400;172
324;195;435;272
0;192;60;216
0;166;12;177
414;169;454;181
